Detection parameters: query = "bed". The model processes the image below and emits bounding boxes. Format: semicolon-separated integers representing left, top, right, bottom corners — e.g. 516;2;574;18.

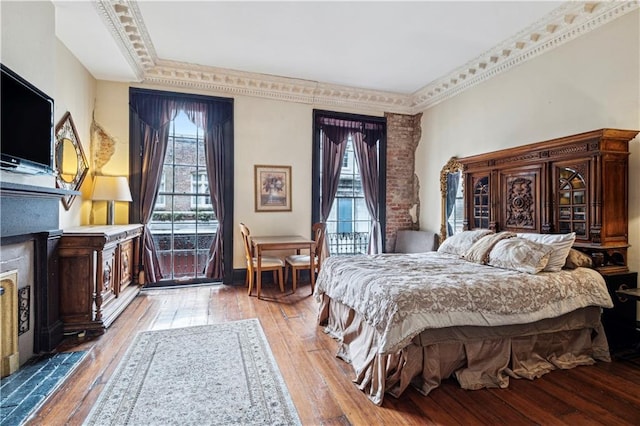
314;232;613;405
313;129;640;405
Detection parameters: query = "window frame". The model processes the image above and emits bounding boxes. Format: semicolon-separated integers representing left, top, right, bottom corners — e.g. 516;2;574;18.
311;109;387;253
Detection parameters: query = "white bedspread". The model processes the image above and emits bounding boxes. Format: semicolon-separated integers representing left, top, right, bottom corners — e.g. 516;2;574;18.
314;252;613;354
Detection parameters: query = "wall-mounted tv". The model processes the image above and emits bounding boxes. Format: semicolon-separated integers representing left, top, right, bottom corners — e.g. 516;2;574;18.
1;63;54;174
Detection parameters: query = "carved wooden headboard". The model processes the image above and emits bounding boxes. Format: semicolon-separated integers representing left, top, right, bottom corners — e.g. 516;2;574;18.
458;128;638;274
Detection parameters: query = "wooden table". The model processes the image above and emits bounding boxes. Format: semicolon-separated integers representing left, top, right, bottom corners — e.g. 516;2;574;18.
250;235;316;299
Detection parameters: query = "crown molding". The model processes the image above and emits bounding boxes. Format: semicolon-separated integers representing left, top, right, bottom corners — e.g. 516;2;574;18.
411;1;640;111
96;1;639;115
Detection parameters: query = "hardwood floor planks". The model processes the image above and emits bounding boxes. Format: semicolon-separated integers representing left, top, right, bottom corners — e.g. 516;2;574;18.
24;284;640;426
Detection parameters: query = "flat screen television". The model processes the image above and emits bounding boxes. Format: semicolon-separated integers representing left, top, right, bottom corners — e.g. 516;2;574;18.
1;63;54;174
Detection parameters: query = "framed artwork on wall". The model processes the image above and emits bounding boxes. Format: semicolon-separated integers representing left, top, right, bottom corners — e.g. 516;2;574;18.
254;165;292;212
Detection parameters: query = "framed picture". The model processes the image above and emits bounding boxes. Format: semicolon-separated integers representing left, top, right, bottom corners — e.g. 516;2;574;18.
254;165;292;212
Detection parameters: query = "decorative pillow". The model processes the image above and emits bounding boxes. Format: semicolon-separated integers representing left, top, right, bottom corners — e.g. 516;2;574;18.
563;248;593;269
437;229;494;257
516;232;576;272
488;238;554;274
463;231;515;264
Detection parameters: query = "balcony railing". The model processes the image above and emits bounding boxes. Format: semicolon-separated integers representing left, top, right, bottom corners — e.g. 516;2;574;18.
327;231;369;255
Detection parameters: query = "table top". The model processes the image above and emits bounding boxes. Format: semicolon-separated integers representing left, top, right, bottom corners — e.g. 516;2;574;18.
251;235;315;251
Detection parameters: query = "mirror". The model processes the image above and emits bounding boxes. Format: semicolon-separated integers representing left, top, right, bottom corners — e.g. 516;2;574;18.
439;157;463;243
55;112;89;209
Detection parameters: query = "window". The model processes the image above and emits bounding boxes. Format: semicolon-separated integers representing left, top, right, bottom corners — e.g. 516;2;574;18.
191;172;212;208
313;110;386;255
129;88;234;286
149;111;216;281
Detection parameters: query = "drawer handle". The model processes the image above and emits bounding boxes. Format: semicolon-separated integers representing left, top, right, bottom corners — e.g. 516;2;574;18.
617;283;629;303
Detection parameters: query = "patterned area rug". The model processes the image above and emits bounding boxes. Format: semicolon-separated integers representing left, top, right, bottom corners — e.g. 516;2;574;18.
1;351;87;426
84;319;301;425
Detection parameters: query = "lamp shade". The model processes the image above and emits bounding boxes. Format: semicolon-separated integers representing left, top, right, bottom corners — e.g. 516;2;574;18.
91;175;133;202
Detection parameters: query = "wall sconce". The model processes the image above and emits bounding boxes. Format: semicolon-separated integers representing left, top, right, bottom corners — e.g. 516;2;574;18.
91;175;133;225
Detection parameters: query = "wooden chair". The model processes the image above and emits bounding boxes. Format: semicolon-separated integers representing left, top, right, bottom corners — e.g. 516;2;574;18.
284;222;326;293
239;223;284;297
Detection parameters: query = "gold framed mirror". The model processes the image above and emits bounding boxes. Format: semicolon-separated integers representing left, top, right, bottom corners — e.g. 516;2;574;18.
439;157;463;243
55;112;89;210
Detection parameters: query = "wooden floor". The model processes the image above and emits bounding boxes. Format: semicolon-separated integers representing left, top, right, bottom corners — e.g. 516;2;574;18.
27;283;640;426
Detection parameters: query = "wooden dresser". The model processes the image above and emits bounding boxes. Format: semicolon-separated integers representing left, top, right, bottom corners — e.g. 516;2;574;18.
58;224;143;333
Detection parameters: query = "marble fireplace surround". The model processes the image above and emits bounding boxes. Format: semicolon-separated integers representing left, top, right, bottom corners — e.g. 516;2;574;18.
0;182;78;364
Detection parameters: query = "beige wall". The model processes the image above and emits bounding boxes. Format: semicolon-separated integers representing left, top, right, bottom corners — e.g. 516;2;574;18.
55;40;97;228
417;10;640;274
1;1;96;227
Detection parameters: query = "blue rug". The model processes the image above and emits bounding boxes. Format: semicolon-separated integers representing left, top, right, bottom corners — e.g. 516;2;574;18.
1;351;87;426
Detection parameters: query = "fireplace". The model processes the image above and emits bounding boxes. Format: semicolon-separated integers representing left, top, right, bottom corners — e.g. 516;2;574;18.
1;270;19;377
0;181;77;368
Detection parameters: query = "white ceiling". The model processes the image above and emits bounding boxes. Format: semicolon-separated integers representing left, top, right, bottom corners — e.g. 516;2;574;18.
53;1;638;112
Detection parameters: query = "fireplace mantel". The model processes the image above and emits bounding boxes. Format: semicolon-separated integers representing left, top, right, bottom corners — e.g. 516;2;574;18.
1;182;78;238
1;181;79;355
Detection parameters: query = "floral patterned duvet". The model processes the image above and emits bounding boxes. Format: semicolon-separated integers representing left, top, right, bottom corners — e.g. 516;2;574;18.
314;252;613;354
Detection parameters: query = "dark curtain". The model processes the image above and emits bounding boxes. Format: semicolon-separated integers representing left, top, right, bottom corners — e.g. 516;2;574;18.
318;120;353;257
129;95;178;283
446;171;460;236
353;123;384;254
182;102;231;279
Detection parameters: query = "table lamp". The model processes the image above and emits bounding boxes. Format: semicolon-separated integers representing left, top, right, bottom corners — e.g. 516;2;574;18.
91;175;133;225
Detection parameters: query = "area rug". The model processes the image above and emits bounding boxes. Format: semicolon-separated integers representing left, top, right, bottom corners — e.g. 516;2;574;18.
84;319;301;425
1;351;87;426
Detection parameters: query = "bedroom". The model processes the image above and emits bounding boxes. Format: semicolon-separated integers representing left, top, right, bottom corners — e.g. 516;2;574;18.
1;1;639;424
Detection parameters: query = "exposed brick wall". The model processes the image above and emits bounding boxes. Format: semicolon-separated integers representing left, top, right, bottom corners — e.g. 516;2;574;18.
385;112;422;252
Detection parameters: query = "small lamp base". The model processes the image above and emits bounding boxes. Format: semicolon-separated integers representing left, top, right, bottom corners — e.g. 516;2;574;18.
106;200;115;225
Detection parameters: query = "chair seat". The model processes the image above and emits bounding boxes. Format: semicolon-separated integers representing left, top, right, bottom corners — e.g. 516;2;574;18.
251;256;284;268
284;254;316;267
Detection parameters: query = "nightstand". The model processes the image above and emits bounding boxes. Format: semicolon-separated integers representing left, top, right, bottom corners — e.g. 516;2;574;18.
600;271;639;352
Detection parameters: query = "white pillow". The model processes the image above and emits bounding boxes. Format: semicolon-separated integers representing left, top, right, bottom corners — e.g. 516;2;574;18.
488;238;553;274
437;229;494;257
516;232;576;272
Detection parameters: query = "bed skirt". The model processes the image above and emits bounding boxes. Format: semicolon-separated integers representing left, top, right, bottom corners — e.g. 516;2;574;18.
318;295;611;406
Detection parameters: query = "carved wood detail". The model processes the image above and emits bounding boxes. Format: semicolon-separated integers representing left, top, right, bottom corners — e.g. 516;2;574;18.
459;128;638;273
505;176;535;228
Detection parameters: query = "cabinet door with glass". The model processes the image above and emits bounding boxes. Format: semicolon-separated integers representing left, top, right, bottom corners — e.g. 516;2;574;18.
552;160;590;240
466;172;492;231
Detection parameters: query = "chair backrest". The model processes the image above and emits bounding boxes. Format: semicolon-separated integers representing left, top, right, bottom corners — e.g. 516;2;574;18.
312;222;327;269
239;223;253;269
394;230;438;253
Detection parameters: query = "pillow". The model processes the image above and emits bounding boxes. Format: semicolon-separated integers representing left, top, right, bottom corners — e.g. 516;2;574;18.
463;231;515;264
516;232;576;272
437;229;494;257
488;238;554;274
563;248;593;269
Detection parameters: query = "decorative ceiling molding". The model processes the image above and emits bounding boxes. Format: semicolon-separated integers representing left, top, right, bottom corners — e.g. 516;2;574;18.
411;1;640;111
96;0;638;115
95;0;156;80
144;60;414;113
